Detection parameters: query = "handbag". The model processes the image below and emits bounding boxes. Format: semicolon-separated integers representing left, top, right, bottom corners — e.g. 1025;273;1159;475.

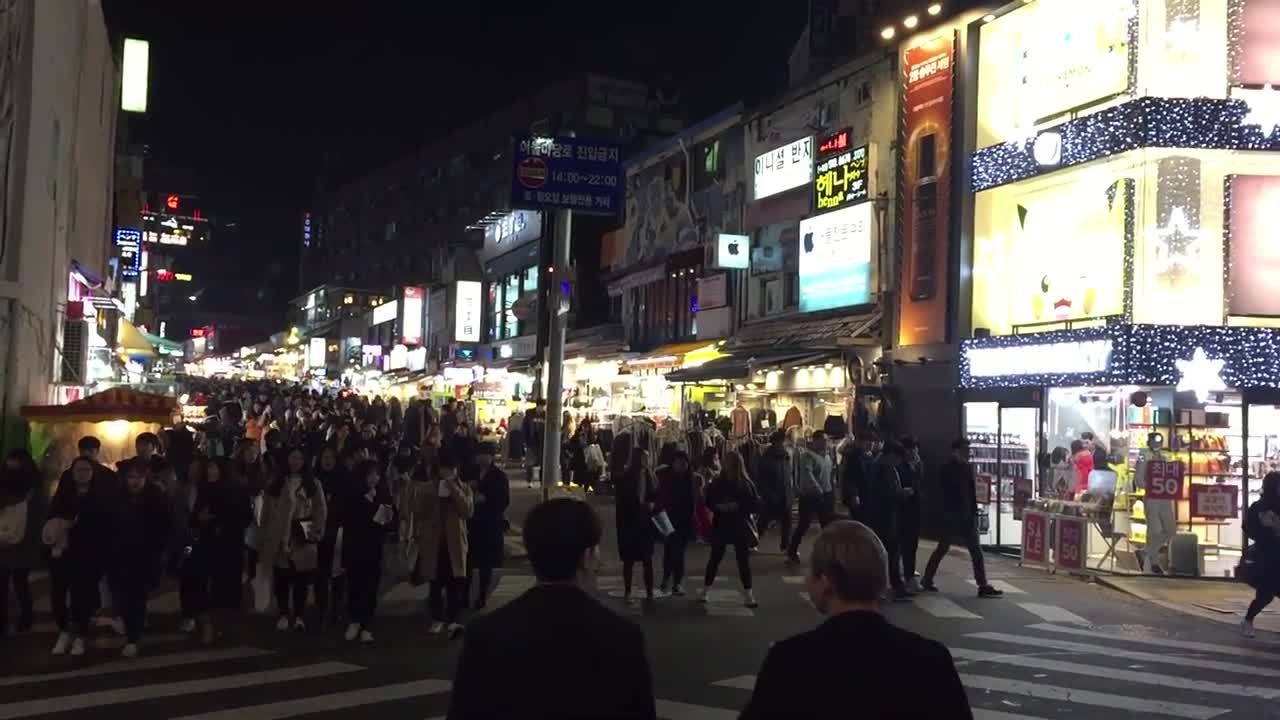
0;495;29;546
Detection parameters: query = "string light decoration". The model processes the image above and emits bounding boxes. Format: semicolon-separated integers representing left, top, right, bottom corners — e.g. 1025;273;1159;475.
1222;175;1235;323
970;97;1273;191
961;324;1280;389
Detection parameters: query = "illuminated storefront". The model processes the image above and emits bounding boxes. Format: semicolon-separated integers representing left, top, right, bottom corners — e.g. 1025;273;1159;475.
960;0;1280;576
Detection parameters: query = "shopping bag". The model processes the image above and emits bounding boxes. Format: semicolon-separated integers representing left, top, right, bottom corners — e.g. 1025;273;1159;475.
251;564;272;613
651;511;675;538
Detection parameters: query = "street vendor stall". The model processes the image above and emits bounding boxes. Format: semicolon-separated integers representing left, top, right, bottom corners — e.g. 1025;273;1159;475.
21;387;177;489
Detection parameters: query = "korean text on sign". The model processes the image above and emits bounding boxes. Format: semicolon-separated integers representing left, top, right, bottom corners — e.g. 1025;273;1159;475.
907;52;952;85
517;137;620;163
814;145;869;211
1190;484;1238;519
1144;460;1184;500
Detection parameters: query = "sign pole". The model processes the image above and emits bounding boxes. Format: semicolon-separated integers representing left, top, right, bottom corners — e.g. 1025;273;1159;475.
541;207;572;502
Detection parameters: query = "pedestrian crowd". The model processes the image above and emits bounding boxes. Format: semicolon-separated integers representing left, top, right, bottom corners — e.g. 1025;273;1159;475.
0;380;511;658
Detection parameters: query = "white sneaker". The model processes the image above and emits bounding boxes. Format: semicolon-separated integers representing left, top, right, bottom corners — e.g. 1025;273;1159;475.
121;642;139;658
178;618;197;633
359;630;374;644
110;617;126;636
344;623;360;641
447;622;465;639
427;621;445;635
906;577;922;593
275;616;290;632
69;636;86;657
696;587;709;604
742;590;758;608
1242;619;1257;638
51;631;73;655
292;617;307;632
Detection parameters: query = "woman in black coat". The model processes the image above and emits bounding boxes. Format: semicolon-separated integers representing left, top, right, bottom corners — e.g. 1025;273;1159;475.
1244;471;1280;637
46;457;111;657
616;447;657;607
105;463;171;657
314;446;348;629
466;442;510;608
342;459;394;643
657;450;697;595
698;448;760;608
185;458;253;644
0;449;43;637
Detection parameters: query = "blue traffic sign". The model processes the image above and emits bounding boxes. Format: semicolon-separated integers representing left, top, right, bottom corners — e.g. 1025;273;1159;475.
510;134;623;216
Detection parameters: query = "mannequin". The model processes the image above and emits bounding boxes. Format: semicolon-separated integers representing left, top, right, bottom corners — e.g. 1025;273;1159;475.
1136;432;1176;575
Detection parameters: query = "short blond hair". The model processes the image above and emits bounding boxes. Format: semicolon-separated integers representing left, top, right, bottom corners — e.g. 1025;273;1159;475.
810;520;888;603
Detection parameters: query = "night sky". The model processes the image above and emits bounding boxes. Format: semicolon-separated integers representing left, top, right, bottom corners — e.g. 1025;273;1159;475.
100;2;806;321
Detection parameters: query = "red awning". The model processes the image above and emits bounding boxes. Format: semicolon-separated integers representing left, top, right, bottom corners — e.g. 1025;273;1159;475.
22;387;177;424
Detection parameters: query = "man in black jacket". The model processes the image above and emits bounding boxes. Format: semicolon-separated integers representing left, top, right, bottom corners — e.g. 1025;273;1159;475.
740;520;972;719
755;430;794;552
921;438;1003;598
449;498;655;720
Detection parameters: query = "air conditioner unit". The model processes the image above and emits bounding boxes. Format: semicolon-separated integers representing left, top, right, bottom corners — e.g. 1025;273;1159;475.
61;319;88;384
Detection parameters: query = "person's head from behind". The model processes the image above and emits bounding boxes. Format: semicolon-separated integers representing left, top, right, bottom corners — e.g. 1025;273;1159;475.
70;457;95;494
722;448;748;484
951;438;970;461
769;429;786;449
238;439;259;464
437;451;459;483
357;459;380;494
1264;472;1280;503
879;440;905;467
672;450;691;476
806;520;888;614
856;431;876;451
1070;439;1086;456
475;442;497;471
77;435;101;461
700;447;720;475
901;435;919;459
524;498;602;584
810;429;827;454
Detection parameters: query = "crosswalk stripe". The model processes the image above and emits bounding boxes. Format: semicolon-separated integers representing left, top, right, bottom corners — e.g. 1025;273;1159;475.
1029;622;1280;660
172;678;452;720
959;674;1227;719
0;647;272;688
781;575;805;585
965;579;1026;594
914;595;983;619
1014;603;1089;625
967;632;1280;678
972;709;1046;720
712;675;756;690
952;647;1280;699
656;698;738;720
0;661;364;720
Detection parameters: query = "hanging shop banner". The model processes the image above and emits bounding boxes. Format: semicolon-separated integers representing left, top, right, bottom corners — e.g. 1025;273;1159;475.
814;144;869;212
975;473;993;505
1144;460;1184;500
1021;511;1049;566
1190;484;1239;519
1055;515;1087;572
400;287;424;345
797;201;873;313
1013;477;1034;520
454;281;482;343
897;33;954;347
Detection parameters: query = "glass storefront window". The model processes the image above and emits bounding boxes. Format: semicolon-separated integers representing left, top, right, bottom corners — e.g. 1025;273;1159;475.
503;274;519;340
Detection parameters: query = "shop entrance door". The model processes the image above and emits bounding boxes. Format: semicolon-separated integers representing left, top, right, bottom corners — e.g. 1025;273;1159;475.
962;400;1041;549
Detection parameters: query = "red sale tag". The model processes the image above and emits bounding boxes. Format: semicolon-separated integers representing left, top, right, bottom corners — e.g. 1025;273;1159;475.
1144;460;1184;500
1056;516;1087;571
1190;484;1238;519
1022;512;1048;565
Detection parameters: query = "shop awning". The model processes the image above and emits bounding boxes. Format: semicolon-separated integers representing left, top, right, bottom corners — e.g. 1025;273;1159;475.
22;387;177;424
140;331;183;356
729;310;881;351
117;319;157;358
666;349;834;384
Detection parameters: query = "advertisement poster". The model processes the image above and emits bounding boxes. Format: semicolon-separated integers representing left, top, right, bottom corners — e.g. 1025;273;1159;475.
1021;511;1048;565
814;144;869;212
751;222;796;276
1013;477;1034;520
975;473;993;505
1190;484;1239;519
1228;175;1280;316
401;286;424;345
1232;0;1280;87
1144;460;1185;500
753;136;814;201
897;34;954;346
1056;516;1087;571
797;202;873;313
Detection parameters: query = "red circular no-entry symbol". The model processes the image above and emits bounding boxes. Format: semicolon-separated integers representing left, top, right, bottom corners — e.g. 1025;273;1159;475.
517;157;548;189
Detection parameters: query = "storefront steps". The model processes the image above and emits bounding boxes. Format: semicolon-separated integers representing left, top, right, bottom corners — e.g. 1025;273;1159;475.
1095;574;1280;635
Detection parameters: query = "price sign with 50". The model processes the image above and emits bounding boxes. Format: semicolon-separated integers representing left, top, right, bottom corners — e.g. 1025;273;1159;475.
1144;460;1184;500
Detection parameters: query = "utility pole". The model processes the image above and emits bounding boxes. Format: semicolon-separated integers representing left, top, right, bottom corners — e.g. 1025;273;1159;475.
540;206;571;501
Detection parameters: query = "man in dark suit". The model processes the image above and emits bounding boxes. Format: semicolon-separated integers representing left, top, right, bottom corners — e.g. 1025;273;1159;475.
448;498;656;720
740;520;973;719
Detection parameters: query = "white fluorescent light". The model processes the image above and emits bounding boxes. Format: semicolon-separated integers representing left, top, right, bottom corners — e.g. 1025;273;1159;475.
121;38;150;113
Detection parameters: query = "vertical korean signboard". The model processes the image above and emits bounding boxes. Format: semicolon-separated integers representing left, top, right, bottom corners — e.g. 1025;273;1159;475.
897;33;955;347
401;287;424;346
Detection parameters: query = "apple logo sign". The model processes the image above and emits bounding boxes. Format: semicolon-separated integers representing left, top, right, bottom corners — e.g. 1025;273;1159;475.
727;239;740;256
803;231;815;254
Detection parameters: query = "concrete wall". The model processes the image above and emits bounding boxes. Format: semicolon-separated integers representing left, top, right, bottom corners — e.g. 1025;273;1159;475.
1;0;115;444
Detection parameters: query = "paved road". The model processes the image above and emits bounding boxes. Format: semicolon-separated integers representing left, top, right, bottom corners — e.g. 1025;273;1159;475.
4;488;1280;719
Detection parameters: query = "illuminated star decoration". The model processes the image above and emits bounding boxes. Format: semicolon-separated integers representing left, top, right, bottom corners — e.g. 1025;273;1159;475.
1175;347;1226;403
1153;206;1200;281
1237;87;1280;137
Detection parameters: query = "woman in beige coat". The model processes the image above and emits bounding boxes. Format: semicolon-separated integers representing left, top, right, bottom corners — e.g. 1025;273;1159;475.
414;452;472;638
257;448;328;632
